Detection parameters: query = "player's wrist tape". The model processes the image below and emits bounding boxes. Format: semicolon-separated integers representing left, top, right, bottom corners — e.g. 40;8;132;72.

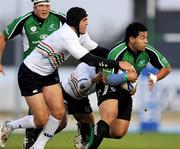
107;74;126;86
149;73;157;84
123;71;128;81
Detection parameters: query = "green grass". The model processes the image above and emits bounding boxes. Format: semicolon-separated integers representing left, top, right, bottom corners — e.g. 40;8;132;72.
6;131;180;149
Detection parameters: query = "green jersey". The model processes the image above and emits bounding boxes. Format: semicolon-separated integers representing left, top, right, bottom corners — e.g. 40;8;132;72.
103;41;170;76
3;10;66;59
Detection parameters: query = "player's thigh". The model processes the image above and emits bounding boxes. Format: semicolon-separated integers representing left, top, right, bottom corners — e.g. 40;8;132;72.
73;113;94;124
99;99;118;124
25;93;49;126
110;119;130;138
43;84;65;119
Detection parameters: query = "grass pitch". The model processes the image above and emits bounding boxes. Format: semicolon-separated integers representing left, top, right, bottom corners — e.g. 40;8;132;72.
6;131;180;149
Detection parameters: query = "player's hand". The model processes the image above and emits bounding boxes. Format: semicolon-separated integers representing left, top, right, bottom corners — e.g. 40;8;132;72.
119;61;135;72
0;64;5;76
91;72;103;83
148;73;157;90
127;71;138;82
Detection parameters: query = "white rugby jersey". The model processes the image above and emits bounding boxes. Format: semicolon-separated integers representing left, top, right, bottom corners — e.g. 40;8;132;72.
62;63;96;100
24;23;98;76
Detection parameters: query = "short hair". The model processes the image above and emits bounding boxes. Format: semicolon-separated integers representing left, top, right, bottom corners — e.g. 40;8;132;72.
125;22;147;43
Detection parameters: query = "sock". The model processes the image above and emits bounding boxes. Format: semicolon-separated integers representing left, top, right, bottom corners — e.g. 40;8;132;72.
79;122;92;142
32;115;61;148
25;108;42;146
25;128;42;142
7;115;36;130
88;120;109;149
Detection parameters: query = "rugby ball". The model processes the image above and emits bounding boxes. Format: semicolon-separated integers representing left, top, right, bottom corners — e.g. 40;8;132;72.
118;70;137;93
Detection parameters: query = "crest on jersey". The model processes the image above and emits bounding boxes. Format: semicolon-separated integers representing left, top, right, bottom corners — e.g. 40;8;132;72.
31;26;37;32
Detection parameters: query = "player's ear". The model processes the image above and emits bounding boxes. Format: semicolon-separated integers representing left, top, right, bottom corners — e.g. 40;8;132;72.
129;36;134;42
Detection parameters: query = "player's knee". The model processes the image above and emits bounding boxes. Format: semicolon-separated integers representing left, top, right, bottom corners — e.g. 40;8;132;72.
51;106;65;120
35;114;49;127
102;113;116;125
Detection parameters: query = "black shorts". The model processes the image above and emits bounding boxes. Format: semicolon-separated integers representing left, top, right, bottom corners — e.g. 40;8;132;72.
98;87;132;121
18;63;60;96
62;87;92;115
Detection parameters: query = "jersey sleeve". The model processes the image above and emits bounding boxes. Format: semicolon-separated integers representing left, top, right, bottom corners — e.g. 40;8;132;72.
3;13;31;40
146;45;171;69
62;36;90;60
79;32;98;50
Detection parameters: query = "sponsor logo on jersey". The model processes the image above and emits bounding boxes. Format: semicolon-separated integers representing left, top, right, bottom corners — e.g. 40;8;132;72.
40;34;48;39
110;87;116;92
31;26;37;32
32;40;40;44
99;62;108;67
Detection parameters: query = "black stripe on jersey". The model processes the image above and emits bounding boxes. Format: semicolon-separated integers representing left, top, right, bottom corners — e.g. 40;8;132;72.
50;11;66;24
78;78;88;82
146;49;164;69
112;49;126;73
9;13;32;39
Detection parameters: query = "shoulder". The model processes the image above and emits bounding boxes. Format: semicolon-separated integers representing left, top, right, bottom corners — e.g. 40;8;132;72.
113;41;127;49
77;63;95;74
108;42;127;59
145;44;161;55
60;23;78;39
50;10;66;23
78;62;90;69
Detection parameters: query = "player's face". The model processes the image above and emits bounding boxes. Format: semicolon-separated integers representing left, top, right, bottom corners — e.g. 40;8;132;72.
132;31;148;52
79;17;88;35
34;4;50;19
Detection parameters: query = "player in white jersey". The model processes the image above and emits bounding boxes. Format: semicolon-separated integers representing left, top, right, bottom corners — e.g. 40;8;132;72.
58;62;138;149
0;7;134;149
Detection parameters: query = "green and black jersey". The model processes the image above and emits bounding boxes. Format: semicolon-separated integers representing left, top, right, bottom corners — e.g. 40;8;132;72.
3;10;66;59
103;41;170;75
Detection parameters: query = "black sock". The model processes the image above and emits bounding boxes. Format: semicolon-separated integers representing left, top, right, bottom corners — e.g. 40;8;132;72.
88;120;109;149
78;122;91;142
25;108;42;149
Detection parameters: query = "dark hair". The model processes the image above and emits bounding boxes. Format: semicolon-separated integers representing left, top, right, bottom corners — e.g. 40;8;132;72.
66;7;88;35
124;22;147;43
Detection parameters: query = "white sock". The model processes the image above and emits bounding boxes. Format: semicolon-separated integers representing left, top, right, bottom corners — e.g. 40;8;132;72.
32;115;61;148
7;115;36;130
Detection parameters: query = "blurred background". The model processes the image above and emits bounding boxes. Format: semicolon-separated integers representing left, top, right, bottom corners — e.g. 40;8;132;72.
0;0;180;146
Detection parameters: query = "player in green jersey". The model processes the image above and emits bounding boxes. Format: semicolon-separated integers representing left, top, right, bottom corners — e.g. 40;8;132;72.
0;0;66;148
0;0;66;71
87;22;172;149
